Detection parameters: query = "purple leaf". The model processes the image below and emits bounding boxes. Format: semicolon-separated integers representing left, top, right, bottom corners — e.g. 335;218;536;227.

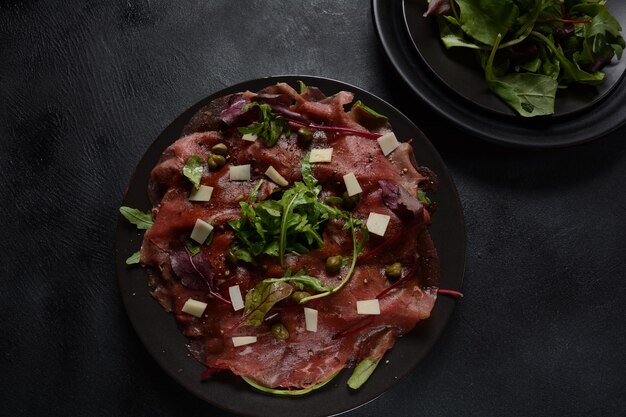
268;104;310;124
254;93;291;106
219;94;250;126
170;246;231;305
379;180;424;221
253;93;311;124
584;51;615;72
171;247;208;290
423;0;451;17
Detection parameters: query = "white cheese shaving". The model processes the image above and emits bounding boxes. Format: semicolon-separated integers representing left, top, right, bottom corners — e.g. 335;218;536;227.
356;299;381;315
265;165;289;187
190;219;214;244
181;298;207;318
366;212;391;237
189;185;214;202
377;131;400;156
304;307;318;332
232;336;257;347
229;164;251;181
309;148;333;163
228;285;244;311
343;172;362;197
242;133;257;142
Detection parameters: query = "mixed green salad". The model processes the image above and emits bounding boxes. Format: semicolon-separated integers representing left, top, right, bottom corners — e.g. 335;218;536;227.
425;0;625;116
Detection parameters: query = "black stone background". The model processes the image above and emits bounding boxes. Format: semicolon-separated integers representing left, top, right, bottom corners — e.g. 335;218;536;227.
1;1;625;416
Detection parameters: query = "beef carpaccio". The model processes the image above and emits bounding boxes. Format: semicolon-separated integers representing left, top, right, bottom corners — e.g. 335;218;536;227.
138;82;441;392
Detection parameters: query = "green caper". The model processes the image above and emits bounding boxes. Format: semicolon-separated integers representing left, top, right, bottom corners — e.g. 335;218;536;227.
211;143;228;156
292;291;311;303
325;255;343;273
225;250;238;266
271;323;289;340
207;156;218;171
297;128;313;144
342;191;360;210
212;154;226;166
207;153;226;171
385;262;402;280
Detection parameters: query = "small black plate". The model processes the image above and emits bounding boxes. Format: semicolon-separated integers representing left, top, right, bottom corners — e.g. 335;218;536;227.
403;0;626;118
116;76;466;416
372;0;626;147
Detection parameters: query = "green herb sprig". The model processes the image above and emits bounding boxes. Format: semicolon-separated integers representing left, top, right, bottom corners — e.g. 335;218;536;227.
238;102;291;147
119;206;154;265
228;154;356;266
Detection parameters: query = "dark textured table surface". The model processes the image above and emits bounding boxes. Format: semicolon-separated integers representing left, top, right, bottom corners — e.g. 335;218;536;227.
2;1;625;416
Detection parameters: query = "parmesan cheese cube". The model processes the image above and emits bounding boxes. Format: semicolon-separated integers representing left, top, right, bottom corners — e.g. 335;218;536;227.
232;336;257;347
229;285;244;311
229;164;251;181
242;133;257;142
356;299;381;315
189;185;214;202
377;131;400;156
181;298;207;318
190;219;214;244
309;148;333;163
265;165;289;187
343;172;362;197
304;307;318;332
366;212;391;237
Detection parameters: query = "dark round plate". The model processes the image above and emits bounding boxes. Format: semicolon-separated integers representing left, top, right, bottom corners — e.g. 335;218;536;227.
372;0;626;147
403;0;626;118
116;75;466;417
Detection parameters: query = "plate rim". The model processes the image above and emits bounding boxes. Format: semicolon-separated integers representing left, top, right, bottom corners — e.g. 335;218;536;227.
116;74;466;417
372;0;626;148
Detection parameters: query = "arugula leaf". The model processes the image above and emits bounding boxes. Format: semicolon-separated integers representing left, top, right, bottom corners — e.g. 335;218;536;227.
347;358;380;390
241;280;293;327
119;206;153;230
185;238;201;256
125;251;141;265
300;153;317;188
297;80;307;94
183;155;204;189
298;215;366;303
266;270;331;293
417;189;432;205
238;102;290;147
229;156;354;266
